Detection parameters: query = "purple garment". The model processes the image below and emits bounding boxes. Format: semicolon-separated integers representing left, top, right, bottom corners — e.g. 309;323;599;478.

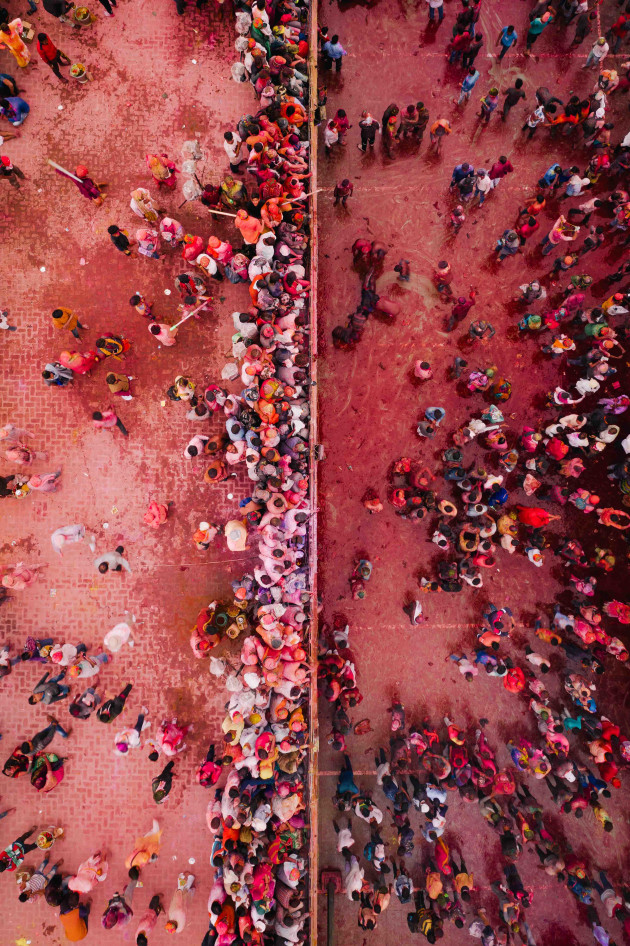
55;168;100;200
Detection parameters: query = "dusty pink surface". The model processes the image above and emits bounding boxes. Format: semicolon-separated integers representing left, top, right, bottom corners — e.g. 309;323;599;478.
1;2;257;943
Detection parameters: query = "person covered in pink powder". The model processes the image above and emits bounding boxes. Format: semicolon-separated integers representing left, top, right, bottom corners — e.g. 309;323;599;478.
68;851;109;893
26;470;61;492
165;873;195;934
1;562;48;589
153;718;192;759
135;894;164;945
148;321;178;346
92;407;128;436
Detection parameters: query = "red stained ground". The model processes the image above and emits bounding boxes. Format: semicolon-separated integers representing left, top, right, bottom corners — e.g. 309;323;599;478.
315;0;630;943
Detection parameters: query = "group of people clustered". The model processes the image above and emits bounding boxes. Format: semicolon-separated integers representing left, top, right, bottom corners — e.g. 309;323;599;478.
0;0;315;942
320;2;630;946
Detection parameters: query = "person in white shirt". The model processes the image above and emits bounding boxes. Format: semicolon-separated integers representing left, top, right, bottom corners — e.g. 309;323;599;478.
583;36;609;68
223;131;244;172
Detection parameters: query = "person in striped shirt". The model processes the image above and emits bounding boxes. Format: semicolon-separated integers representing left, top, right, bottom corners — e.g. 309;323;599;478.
18;857;61;901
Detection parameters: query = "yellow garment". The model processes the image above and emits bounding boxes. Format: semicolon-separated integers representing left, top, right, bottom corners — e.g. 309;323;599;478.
0;19;30;68
125;819;162;871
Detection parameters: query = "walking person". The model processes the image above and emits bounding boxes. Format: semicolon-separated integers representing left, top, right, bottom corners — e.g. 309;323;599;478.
0;827;39;872
108;225;134;256
28;670;69;705
92;408;128;436
152;760;176;804
20;716;70;754
135;894;164;945
333;179;353;207
18;856;61;901
496;24;518;61
165;873;195;933
36;33;70;81
94;546;131;574
457;66;480;105
478;88;499;124
502;78;525;120
97;683;133;723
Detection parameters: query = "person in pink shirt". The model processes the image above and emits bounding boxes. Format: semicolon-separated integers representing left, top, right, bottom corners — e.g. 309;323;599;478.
135;895;163;945
148;322;177;346
58;349;100;375
92;408;128;436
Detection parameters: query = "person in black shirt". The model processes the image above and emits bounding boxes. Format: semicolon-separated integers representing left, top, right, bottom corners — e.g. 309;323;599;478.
502;78;526;120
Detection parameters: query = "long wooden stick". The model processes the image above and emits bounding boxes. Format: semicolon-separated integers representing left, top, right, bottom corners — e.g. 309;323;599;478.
206;208;238;218
47;159;83;183
170;299;210;331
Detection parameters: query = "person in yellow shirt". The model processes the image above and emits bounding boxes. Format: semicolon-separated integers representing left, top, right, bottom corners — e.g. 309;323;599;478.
51;308;86;340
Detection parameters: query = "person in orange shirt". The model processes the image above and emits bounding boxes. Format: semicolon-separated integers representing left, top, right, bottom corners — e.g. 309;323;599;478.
235;209;263;248
51;308;86;339
59;893;89;941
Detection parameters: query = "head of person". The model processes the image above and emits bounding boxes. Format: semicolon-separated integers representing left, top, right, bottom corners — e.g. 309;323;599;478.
331;33;339;43
107;225;120;236
28;693;43;705
506;24;515;34
224;131;233;142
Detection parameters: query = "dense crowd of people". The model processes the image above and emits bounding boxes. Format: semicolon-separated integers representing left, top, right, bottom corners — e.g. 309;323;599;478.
318;0;630;942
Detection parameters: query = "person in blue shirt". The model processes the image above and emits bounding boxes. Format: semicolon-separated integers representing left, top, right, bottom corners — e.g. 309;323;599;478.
322;34;347;72
458;67;480;104
539;162;562;189
496;24;517;60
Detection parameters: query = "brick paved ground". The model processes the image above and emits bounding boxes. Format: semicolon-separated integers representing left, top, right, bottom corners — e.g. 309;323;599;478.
315;0;630;943
0;2;258;943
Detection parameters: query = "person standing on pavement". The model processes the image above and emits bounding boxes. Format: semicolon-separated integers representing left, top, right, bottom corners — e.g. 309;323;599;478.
358;111;379;151
322;34;347;72
583;37;609;69
36;33;70;81
51;307;86;339
572;10;596;45
426;0;444;23
94;546;131;574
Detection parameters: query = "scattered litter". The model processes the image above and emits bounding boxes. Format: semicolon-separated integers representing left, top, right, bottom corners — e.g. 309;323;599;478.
40;266;46;273
103;522;109;529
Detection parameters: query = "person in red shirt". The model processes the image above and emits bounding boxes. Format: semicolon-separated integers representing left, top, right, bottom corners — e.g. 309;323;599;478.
36;33;70;83
447;289;476;331
607;13;629;53
516;215;540;243
489;155;514;183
